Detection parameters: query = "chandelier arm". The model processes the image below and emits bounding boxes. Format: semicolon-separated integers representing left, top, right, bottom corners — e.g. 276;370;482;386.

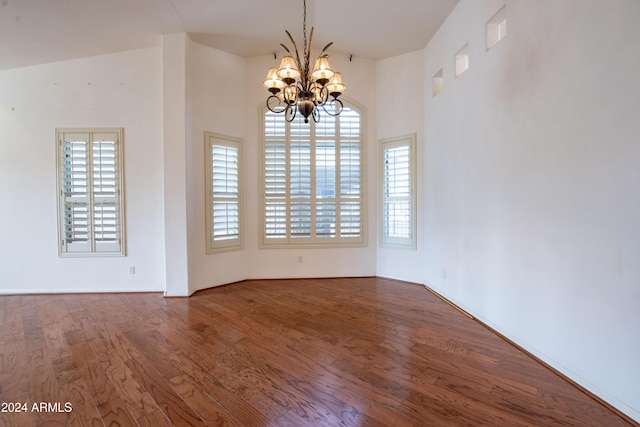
285;103;297;122
296;81;306;105
312;107;320;123
322;97;344;117
266;95;286;113
315;86;329;106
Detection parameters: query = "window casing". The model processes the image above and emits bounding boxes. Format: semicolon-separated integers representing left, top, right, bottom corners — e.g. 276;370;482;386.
56;128;125;256
432;68;444;97
455;43;470;78
205;132;243;253
261;103;364;247
486;6;507;50
380;133;416;249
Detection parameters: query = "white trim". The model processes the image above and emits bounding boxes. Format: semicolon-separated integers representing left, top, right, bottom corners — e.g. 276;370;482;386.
0;288;163;295
56;128;126;257
379;133;417;249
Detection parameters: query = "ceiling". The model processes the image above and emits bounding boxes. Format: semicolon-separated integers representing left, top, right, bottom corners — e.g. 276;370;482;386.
0;0;459;71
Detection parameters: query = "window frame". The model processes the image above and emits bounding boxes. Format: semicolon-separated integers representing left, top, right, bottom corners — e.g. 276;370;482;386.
379;133;417;249
205;131;244;254
259;101;366;248
56;128;126;257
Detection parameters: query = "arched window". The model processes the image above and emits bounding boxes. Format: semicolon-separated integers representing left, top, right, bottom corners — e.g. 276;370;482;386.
261;103;364;247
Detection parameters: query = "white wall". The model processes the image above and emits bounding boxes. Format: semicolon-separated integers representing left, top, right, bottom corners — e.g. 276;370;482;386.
376;50;426;283
162;33;190;297
422;0;640;420
186;41;249;294
0;47;166;293
0;37;377;295
163;41;379;291
244;54;378;279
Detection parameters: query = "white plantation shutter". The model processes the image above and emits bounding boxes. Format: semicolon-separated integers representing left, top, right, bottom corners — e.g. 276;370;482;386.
316;114;337;239
384;146;410;237
380;134;417;248
316;139;336;239
57;129;124;256
205;132;243;253
212;146;239;239
290;123;312;238
92;134;120;252
264;111;288;240
61;134;90;252
262;102;363;247
339;109;361;238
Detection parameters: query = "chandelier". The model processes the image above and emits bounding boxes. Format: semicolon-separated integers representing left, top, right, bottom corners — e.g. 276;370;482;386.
263;0;346;123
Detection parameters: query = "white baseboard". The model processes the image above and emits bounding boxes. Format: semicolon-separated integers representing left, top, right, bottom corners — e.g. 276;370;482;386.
0;288;164;295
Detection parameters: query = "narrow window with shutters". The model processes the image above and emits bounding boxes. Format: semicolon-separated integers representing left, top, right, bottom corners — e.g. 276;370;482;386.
380;134;417;249
56;128;125;256
261;102;364;247
205;132;243;253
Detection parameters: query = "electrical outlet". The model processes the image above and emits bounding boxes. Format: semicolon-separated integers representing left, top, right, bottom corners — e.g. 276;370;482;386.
129;266;136;275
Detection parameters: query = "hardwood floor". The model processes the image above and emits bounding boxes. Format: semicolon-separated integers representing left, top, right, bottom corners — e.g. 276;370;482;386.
0;277;635;426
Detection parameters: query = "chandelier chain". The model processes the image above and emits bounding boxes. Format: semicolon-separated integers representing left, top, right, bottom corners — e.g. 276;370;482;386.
303;0;308;62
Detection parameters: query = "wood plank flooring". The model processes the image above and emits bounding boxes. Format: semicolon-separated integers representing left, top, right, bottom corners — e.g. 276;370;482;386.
0;277;635;426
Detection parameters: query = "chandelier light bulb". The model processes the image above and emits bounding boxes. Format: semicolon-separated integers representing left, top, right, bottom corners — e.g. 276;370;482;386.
284;85;298;104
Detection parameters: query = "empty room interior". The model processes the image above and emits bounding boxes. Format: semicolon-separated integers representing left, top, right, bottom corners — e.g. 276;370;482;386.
1;0;639;425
